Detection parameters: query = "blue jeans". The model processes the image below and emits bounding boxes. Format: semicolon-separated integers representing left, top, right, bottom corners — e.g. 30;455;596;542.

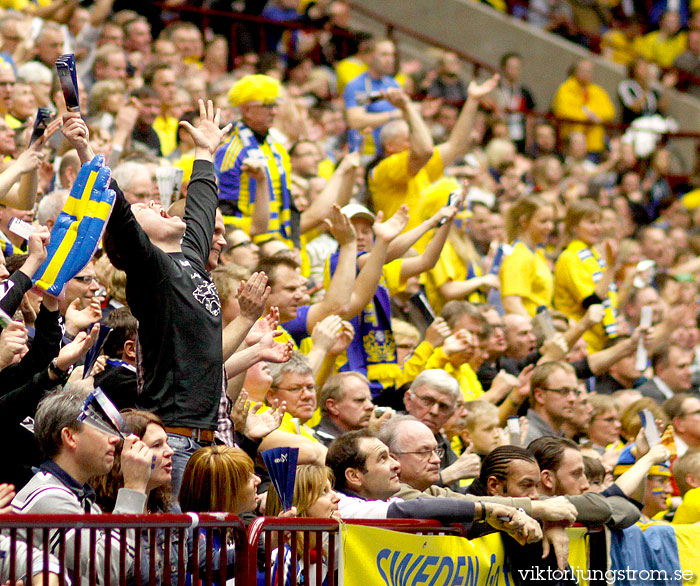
167;433;205;501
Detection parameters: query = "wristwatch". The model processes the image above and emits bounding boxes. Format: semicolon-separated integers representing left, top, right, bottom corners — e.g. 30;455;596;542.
48;358;73;381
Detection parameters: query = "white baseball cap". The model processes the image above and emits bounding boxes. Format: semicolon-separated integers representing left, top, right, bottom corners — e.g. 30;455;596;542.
341;203;376;222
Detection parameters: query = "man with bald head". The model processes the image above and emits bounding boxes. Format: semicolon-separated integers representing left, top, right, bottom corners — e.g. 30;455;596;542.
504;313;537;360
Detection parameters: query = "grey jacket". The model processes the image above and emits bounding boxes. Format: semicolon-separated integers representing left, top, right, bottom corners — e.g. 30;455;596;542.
12;470;146;586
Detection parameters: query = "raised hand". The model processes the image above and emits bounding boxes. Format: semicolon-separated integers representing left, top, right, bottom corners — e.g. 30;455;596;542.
240;157;267;181
0;321;28;369
55;323;100;371
64;297;102;337
245;400;287;439
237;272;270;323
373;205;409;244
61;113;90;153
245;307;280;346
120;434;154;494
425;316;451;348
13;147;44;174
255;331;294;363
179;99;232;157
311;314;343;351
384;88;411;110
21;225;51;277
467;74;500;100
329;320;355;356
325;204;356;245
584;304;605;327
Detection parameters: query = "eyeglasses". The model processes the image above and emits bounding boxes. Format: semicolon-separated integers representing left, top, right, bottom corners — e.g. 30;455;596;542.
273;384;315;394
73;275;98;284
412;393;454;413
542;387;583;398
228;240;255;251
395;447;445;458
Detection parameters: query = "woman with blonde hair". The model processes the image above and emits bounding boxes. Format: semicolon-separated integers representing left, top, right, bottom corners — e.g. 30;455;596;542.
499;195;555;316
266;465;340;586
179;447;261;584
554;199;620;352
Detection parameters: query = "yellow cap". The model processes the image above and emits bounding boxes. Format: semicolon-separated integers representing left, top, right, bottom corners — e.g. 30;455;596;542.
228;75;281;107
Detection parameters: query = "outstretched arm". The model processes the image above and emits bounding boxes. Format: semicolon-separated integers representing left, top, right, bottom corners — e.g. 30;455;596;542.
300;153;360;233
386;88;434;176
437;75;499;168
399;198;461;279
305;205;357;332
342;206;410;319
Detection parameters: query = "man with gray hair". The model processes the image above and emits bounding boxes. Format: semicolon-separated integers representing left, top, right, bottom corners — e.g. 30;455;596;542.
36;190;68;230
12;388;154;585
403;369;481;488
16;61;53;108
378;415;580;528
313;372;376;446
266;351;318;440
111;161;155;204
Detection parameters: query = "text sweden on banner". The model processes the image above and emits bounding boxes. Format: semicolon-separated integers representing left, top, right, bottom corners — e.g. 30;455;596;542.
340;524;588;586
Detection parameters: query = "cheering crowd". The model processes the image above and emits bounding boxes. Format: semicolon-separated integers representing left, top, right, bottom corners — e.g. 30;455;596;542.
0;0;700;583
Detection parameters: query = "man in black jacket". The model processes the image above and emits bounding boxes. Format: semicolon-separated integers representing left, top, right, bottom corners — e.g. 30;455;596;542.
61;99;231;495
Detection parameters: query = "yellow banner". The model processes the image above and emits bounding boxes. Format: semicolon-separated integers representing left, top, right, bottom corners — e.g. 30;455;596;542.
340;525;589;586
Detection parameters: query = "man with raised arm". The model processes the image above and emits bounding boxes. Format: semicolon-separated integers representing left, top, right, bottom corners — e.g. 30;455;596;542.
61;100;232;495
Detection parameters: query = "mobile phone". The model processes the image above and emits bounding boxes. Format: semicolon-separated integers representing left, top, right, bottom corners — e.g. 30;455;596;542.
29;108;53;145
437;188;463;227
507;417;521;446
56;54;80;112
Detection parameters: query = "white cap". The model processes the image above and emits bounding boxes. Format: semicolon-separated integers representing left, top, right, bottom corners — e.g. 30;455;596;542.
341;203;375;222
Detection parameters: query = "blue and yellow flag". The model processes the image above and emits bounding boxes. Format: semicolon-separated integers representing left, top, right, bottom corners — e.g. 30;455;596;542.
340;524;589;586
33;156;115;296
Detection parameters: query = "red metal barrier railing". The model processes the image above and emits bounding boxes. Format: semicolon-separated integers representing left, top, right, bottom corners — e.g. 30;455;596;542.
248;517;468;586
0;513;248;586
0;514;608;586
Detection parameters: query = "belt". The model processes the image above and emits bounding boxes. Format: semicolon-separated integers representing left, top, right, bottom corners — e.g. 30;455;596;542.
164;426;215;444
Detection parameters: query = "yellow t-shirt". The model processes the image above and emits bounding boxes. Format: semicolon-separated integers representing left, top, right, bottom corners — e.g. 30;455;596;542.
673;487;700;524
369;148;444;231
153;115;179;157
554;239;618;353
601;30;637;66
500;241;553;317
336;57;368;95
255;404;320;439
551;77;616;154
634;31;688;69
423;241;485;316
